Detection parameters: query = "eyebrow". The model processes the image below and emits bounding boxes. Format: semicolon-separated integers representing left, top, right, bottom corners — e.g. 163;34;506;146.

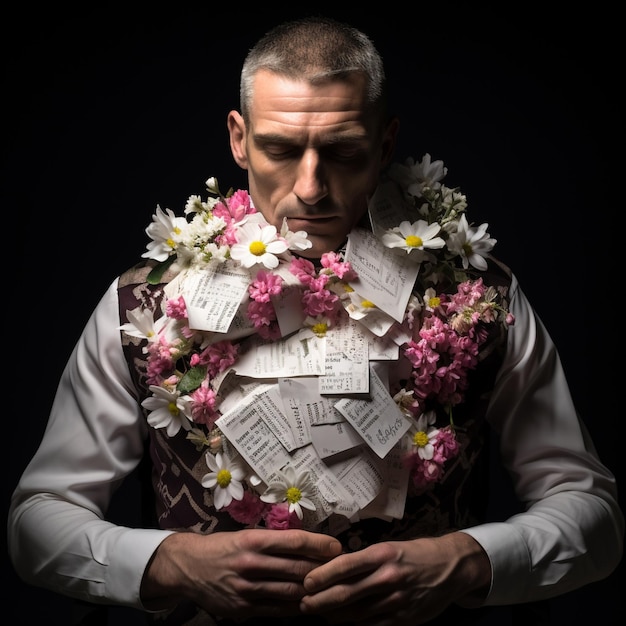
252;131;370;146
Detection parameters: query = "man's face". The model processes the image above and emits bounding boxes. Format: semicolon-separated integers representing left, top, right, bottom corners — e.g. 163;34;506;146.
228;70;398;259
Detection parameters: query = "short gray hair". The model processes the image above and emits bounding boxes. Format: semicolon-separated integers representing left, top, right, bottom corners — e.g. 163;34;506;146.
240;17;387;122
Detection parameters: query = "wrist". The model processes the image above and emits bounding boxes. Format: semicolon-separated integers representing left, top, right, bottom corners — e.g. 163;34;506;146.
447;531;492;607
140;532;189;611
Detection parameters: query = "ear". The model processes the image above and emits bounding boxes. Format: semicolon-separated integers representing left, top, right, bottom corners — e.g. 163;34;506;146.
227;110;248;169
380;115;400;168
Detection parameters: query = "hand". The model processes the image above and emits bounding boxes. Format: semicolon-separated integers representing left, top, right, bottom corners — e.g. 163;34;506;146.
140;528;343;619
299;531;491;626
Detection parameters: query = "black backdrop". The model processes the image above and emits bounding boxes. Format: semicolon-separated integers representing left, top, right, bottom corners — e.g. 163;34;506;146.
3;4;624;624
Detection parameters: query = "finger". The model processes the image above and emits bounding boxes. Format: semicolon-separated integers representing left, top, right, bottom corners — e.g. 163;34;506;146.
303;547;382;591
242;528;343;560
233;547;339;582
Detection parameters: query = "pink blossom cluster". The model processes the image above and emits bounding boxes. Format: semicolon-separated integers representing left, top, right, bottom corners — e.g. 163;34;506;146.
145;294;239;429
212;189;257;246
399;278;514;494
404;278;501;414
247;270;284;340
224;492;303;529
246;251;356;339
289;252;356;320
405;425;460;494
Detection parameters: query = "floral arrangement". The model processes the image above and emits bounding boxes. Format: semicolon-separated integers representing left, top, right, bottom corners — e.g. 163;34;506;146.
121;154;514;530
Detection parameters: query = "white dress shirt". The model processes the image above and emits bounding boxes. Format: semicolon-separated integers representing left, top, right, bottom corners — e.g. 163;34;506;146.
8;273;624;610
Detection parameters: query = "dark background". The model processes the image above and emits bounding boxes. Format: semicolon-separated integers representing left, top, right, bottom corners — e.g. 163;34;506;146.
3;3;623;624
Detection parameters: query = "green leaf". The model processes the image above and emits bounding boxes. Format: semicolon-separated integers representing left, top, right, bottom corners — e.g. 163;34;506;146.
147;256;177;284
177;366;207;395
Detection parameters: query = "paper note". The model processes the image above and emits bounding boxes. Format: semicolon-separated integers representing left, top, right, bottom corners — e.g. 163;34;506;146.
183;262;251;333
335;365;411;458
345;227;419;322
234;333;325;378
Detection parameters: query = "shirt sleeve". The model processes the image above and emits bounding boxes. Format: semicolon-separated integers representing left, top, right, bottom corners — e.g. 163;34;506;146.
461;274;624;604
8;278;175;609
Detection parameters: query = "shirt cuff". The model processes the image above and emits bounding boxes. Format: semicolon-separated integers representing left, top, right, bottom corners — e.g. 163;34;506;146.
106;528;176;609
460;523;531;605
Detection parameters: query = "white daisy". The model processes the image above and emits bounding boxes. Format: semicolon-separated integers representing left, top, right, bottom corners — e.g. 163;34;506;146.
260;465;316;520
303;315;332;337
142;385;192;437
141;205;189;262
411;411;440;460
280;217;312;252
201;451;245;509
381;219;445;254
229;222;288;269
345;291;379;319
407;152;447;194
119;306;167;341
446;214;496;271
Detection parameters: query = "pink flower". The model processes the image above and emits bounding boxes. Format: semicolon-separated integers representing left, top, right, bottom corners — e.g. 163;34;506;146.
212;189;255;223
264;503;303;529
165;295;188;320
247;299;276;328
405;425;460;495
320;252;356;280
191;340;239;377
225;490;269;526
289;257;316;284
249;270;284;303
189;383;219;427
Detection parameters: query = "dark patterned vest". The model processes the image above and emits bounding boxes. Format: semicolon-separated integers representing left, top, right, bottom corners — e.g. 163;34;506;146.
118;257;513;551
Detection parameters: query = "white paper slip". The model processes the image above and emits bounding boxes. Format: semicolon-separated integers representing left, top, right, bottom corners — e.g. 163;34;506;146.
359;439;410;520
367;179;416;235
345;227;419;323
310;421;364;460
367;327;401;360
327;446;385;509
215;395;291;484
213;374;275;413
277;377;341;426
272;284;307;338
183;262;251;333
319;317;369;396
335;364;411;458
234;332;325;378
289;445;359;525
343;299;396;337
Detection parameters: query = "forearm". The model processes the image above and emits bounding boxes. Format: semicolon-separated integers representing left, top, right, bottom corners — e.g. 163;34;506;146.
9;493;173;608
140;532;201;611
414;532;492;608
462;490;624;605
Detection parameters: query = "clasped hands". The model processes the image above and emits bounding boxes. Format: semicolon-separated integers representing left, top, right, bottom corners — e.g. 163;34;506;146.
142;527;490;625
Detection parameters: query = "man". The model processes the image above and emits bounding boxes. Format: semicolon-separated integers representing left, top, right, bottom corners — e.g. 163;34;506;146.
8;16;623;626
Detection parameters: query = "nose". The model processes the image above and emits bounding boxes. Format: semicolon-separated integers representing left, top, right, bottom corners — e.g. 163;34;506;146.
293;149;328;206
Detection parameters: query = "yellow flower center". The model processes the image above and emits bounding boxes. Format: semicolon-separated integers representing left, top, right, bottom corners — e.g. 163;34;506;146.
405;235;423;248
462;242;473;255
217;469;232;488
168;401;179;416
343;284;354;293
427;296;441;308
166;237;176;249
311;322;328;337
413;431;429;447
249;240;267;256
361;300;376;309
285;486;302;504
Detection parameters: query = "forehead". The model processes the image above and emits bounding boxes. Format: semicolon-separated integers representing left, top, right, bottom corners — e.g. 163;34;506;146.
248;69;373;137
